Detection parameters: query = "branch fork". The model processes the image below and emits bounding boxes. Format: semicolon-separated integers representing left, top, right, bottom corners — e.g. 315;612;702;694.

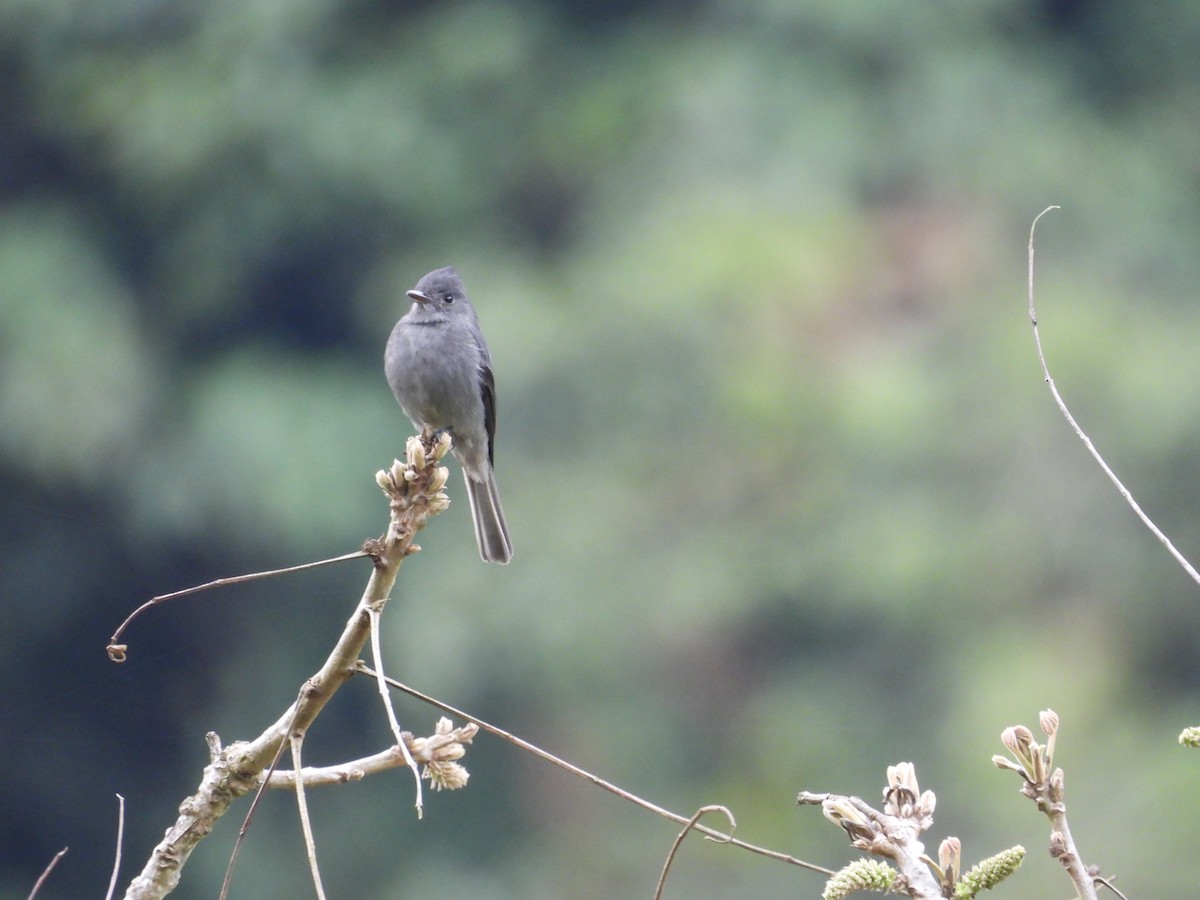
118;432;466;899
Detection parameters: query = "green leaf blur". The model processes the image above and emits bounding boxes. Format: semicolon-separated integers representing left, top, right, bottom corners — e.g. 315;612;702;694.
2;1;1199;896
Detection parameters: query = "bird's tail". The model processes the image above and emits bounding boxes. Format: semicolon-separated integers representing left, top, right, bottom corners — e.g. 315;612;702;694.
464;467;513;564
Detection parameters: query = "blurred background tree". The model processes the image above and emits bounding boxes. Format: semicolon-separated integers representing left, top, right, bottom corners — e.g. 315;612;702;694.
3;0;1200;896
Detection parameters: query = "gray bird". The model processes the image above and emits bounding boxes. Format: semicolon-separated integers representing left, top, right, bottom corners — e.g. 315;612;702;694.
385;266;513;564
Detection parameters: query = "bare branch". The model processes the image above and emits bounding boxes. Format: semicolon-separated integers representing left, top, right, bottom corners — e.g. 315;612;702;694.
266;720;477;789
367;603;423;815
1027;206;1200;587
291;731;328;900
122;435;453;899
26;848;68;900
360;665;834;876
105;795;125;900
220;696;304;900
1095;874;1131;899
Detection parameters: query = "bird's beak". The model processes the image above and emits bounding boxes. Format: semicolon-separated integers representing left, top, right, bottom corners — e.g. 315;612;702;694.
407;289;431;305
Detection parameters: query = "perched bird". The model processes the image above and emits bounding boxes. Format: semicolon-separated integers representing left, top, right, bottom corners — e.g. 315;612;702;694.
384;266;513;564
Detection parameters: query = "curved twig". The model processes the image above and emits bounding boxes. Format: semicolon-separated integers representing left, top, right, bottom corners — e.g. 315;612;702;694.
1027;206;1200;587
653;805;735;900
107;551;369;661
368;604;424;814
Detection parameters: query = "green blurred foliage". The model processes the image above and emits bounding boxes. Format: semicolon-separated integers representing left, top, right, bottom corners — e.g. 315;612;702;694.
3;1;1200;897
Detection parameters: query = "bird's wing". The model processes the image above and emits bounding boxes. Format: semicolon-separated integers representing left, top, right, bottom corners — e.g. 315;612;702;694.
479;363;497;467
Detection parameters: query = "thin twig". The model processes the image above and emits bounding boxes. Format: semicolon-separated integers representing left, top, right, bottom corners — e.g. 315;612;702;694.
996;712;1096;899
1095;875;1130;899
367;605;424;816
107;551;369;660
358;665;834;876
1028;206;1200;586
105;795;125;900
26;847;67;900
291;731;327;900
653;806;734;900
219;692;305;900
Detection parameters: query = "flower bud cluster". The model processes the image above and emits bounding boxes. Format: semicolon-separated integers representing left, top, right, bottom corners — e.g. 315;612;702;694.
993;708;1063;806
405;717;478;792
805;763;1023;898
374;434;453;519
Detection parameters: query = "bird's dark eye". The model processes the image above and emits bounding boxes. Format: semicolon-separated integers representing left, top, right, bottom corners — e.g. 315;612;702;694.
443;293;455;304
